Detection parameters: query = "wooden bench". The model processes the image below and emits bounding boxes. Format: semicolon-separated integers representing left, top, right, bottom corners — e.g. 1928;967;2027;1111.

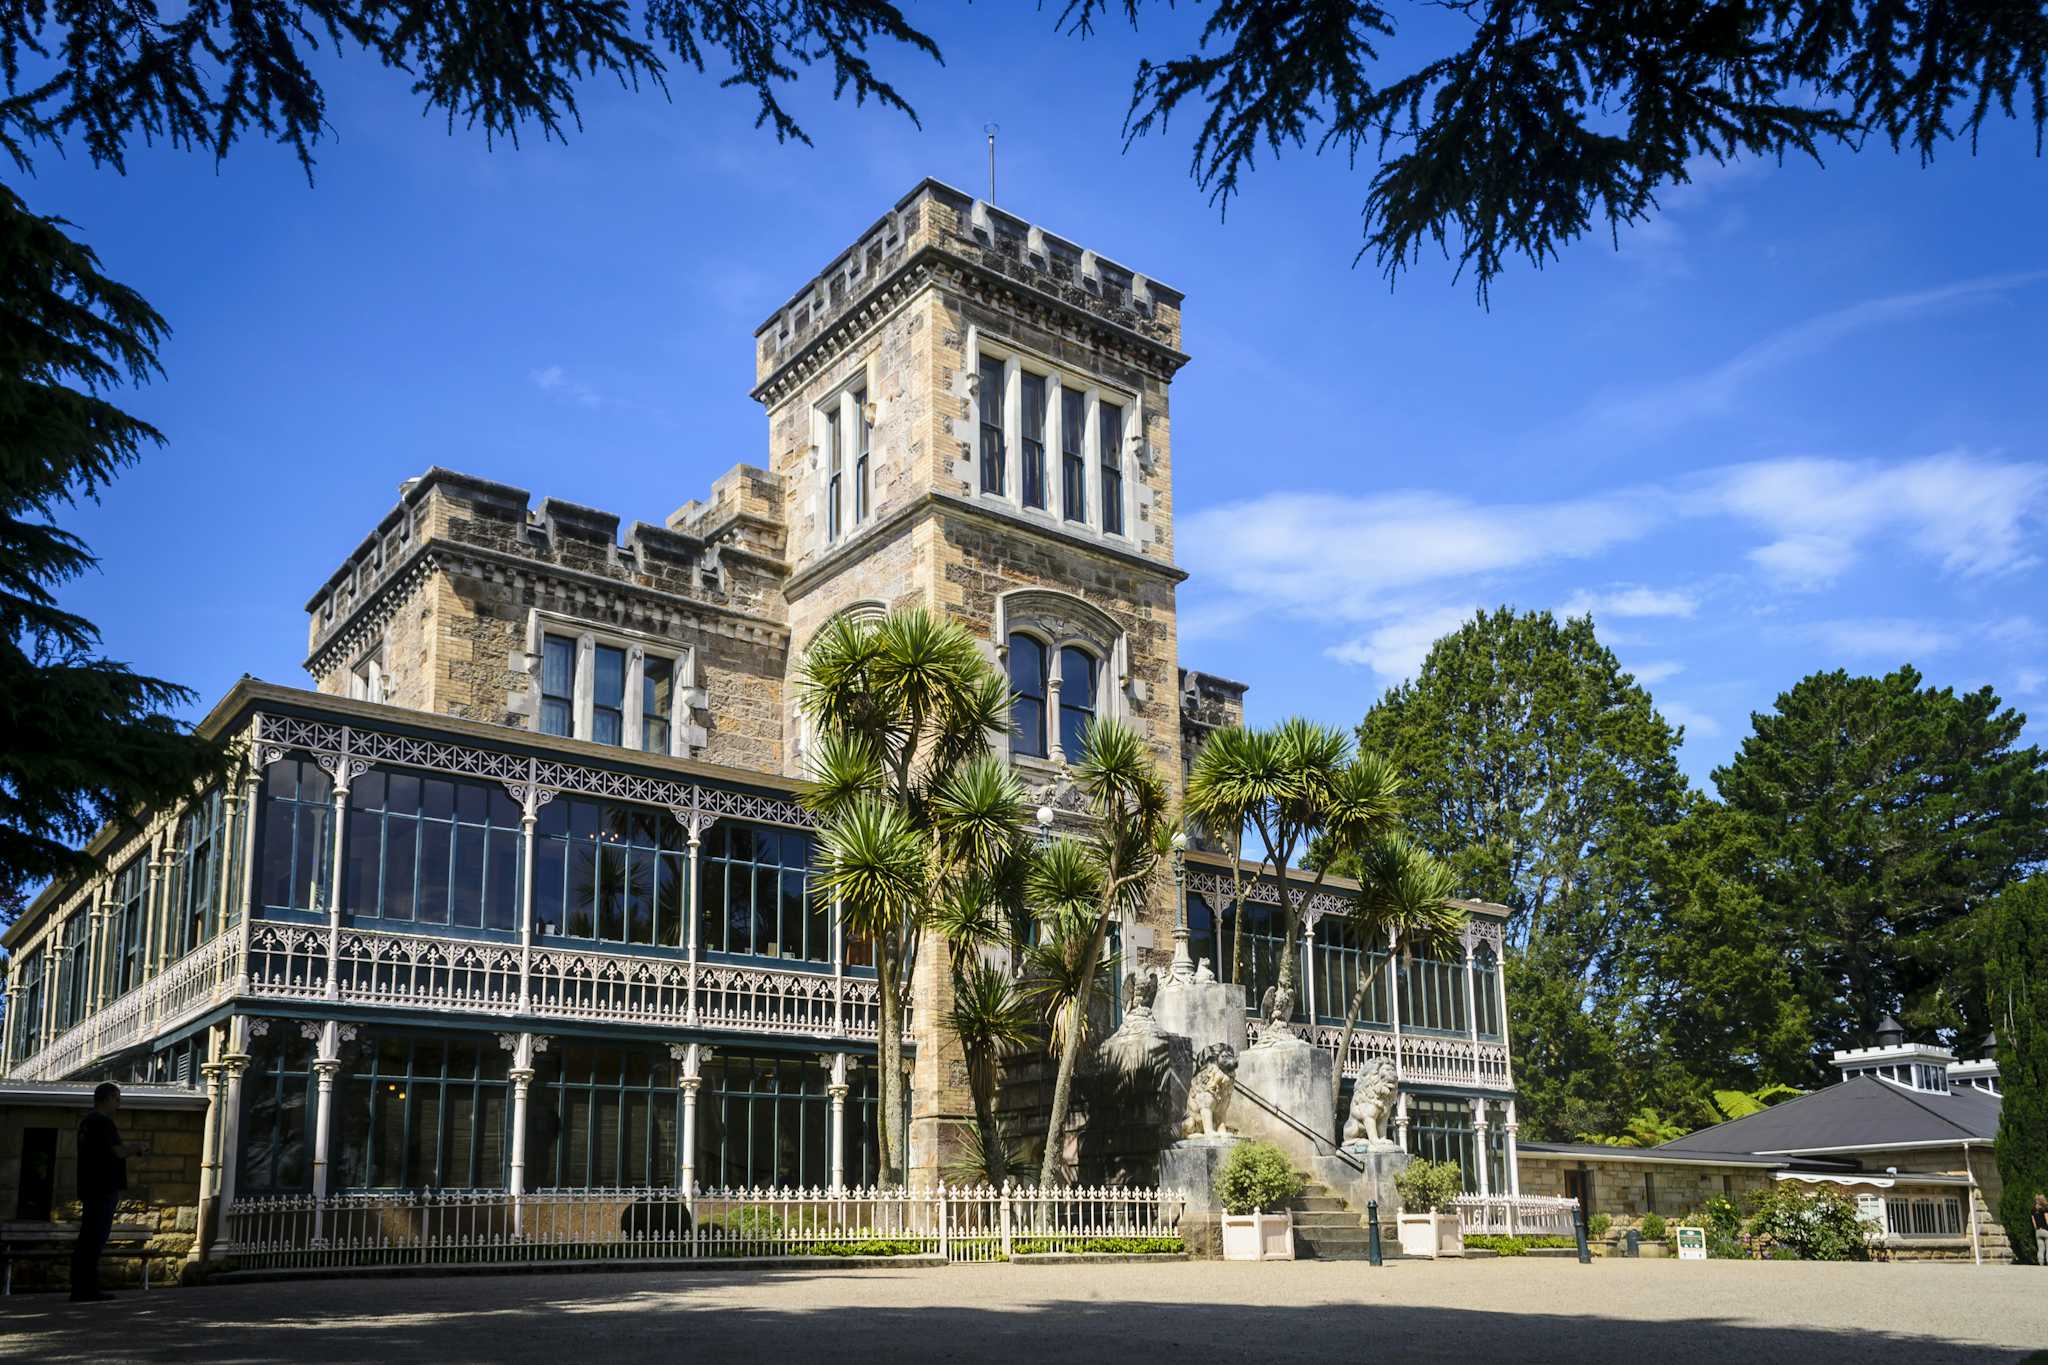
1;1221;158;1295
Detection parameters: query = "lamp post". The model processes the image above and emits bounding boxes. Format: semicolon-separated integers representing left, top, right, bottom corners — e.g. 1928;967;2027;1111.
1169;830;1193;983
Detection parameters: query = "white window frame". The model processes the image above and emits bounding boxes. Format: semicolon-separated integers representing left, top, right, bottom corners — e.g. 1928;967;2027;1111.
970;333;1136;542
348;646;386;704
812;367;877;552
524;609;699;756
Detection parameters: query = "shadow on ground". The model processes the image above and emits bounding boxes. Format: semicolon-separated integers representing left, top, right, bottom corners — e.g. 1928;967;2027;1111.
0;1265;2039;1365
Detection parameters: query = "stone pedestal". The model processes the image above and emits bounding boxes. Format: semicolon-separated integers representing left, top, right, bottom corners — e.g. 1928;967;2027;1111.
1233;1033;1336;1148
1326;1141;1413;1217
1161;1135;1242;1258
1153;977;1246;1059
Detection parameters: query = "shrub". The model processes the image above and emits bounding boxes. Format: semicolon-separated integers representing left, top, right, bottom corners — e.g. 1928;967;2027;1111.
808;1239;926;1257
1745;1185;1871;1261
1697;1196;1742;1241
1394;1158;1464;1215
1639;1212;1668;1241
728;1205;784;1239
1216;1141;1306;1215
1588;1213;1612;1240
1012;1236;1184;1256
1706;1232;1743;1260
1465;1234;1577;1255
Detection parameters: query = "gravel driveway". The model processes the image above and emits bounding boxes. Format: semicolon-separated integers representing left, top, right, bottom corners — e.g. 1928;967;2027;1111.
3;1258;2043;1364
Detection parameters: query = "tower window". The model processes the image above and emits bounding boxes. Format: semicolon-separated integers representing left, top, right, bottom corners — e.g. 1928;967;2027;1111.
1008;633;1048;759
642;656;673;755
825;404;843;544
592;645;626;746
1058;646;1098;758
978;356;1007;494
1099;401;1126;536
1061;386;1087;523
540;635;576;737
1020;372;1047;510
853;387;871;524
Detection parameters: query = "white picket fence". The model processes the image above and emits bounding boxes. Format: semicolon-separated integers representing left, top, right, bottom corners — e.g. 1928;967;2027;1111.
1451;1194;1581;1238
219;1184;1185;1271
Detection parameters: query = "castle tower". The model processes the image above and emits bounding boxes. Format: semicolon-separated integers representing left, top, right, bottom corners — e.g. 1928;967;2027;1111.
752;181;1194;1181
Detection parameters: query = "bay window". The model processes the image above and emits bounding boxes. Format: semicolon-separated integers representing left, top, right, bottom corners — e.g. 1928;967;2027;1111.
978;355;1006;494
540;635;575;737
1008;632;1049;758
1020;371;1048;509
592;645;626;746
1099;400;1126;535
1061;384;1087;522
1057;645;1097;758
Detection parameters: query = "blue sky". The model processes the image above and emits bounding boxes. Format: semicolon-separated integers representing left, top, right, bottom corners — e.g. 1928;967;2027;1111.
21;6;2048;792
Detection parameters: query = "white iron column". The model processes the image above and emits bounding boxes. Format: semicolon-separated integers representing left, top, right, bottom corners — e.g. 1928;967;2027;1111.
1462;932;1482;1086
192;1024;226;1266
236;769;263;927
0;957;15;1074
217;1021;252;1216
1394;1092;1410;1148
1504;1099;1521;1198
1300;918;1318;1024
675;1042;708;1196
827;1052;850;1194
1387;926;1406;1083
1471;1096;1491;1199
319;756;358;1001
517;786;539;1011
681;801;711;1026
502;1031;544;1235
1493;936;1514;1088
307;1019;349;1241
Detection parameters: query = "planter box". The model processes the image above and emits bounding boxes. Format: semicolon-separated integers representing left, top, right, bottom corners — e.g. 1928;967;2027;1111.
1221;1211;1295;1261
1639;1240;1669;1259
1397;1213;1464;1259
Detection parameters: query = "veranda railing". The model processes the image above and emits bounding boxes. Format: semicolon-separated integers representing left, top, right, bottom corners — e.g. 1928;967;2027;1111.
1451;1194;1580;1238
219;1184;1185;1271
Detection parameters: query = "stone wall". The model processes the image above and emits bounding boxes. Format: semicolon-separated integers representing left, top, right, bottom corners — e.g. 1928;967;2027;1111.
0;1088;208;1291
1518;1154;1775;1221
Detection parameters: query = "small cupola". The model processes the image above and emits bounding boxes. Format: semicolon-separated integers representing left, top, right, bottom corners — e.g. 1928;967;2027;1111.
1830;1016;1955;1094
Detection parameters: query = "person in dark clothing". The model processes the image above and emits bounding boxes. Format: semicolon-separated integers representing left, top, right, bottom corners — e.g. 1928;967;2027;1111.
71;1082;149;1303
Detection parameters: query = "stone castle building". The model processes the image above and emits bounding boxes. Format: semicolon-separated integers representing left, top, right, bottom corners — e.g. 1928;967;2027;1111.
2;182;1520;1235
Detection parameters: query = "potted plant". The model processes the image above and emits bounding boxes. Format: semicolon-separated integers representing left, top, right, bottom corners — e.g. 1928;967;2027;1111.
1395;1159;1466;1258
1638;1212;1669;1257
1216;1141;1304;1261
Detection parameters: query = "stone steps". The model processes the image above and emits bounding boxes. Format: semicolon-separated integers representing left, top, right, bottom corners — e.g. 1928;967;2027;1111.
1285;1181;1396;1261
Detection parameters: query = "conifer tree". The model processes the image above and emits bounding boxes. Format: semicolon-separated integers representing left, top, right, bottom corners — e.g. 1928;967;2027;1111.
1713;668;2048;1068
1983;877;2046;1265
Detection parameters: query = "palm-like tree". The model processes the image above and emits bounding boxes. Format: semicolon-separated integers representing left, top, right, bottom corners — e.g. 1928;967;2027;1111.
799;607;1014;1185
1328;834;1467;1111
1032;717;1170;1187
1187;720;1402;1005
945;958;1039;1183
1183;725;1278;983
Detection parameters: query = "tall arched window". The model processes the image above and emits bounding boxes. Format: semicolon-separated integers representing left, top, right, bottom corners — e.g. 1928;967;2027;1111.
1008;633;1048;758
1057;646;1098;758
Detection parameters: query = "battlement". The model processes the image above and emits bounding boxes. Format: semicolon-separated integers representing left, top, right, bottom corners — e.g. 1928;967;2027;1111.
305;466;789;677
752;179;1185;394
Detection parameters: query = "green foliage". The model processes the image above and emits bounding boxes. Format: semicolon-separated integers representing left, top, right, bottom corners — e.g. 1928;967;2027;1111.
1464;1233;1577;1255
1215;1141;1306;1215
1034;717;1171;1188
1393;1158;1463;1215
1713;667;2048;1067
1087;0;2048;299
807;1239;926;1258
1575;1107;1691;1149
1744;1186;1871;1262
727;1205;785;1239
1638;1213;1667;1242
1588;1213;1612;1240
1708;1085;1803;1123
799;607;1020;1185
1357;607;1688;1141
1696;1197;1743;1242
1985;877;2048;1264
1011;1236;1183;1255
0;184;226;895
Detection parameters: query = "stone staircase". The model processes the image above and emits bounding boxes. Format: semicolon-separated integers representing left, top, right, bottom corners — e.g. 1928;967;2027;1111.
1285;1181;1384;1260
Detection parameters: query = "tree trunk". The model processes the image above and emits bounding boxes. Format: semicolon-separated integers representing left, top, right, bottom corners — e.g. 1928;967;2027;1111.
1037;910;1111;1189
876;944;904;1185
1331;951;1393;1114
968;1051;1003;1185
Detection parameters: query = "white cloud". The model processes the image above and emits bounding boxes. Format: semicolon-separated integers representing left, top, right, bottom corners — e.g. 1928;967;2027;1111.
529;364;603;408
1589;272;2048;434
1807;618;1959;659
1693;451;2048;589
1658;701;1723;741
1562;585;1699;619
2017;668;2046;696
1628;660;1686;685
1325;605;1478;683
1179;488;1662;625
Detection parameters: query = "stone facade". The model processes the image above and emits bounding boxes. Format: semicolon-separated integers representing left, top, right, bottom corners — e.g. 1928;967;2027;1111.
290;179;1229;1187
1518;1153;1775;1222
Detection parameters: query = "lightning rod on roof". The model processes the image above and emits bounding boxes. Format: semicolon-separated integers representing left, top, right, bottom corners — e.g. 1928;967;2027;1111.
985;123;999;205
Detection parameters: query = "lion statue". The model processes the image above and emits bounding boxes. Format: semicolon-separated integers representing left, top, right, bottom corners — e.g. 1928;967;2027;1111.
1342;1056;1399;1146
1182;1043;1240;1139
